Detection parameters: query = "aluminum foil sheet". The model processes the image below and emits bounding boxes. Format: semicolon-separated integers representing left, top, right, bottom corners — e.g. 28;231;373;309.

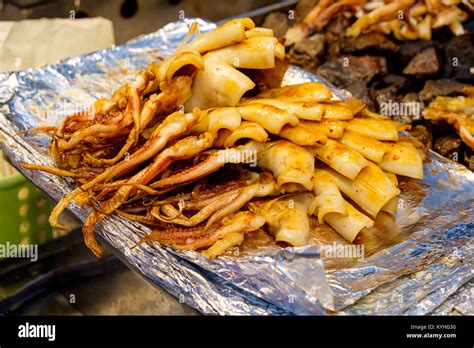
0;19;472;315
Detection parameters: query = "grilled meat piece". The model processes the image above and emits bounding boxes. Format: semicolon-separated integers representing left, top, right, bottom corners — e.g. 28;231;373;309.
288;34;325;73
434;135;462;161
371;85;399;114
403;47;441;77
420;79;468;101
410;125;433;150
382;75;408;90
340;32;399;54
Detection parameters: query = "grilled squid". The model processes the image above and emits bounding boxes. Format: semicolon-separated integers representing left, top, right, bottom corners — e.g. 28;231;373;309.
185;19;284;111
252;192;317;247
309;139;369;180
22;14;426;259
256;82;332;102
378;141;424;179
237;104;299;134
185;58;256;110
190;107;242;138
213;121;268;148
340;130;389;163
204;36;279;69
239;98;325;121
187;18;256;54
154;49;204;83
312;169;375;242
319;163;400;218
278;123;328;146
141;211;265;252
323;201;374;243
312;169;347;223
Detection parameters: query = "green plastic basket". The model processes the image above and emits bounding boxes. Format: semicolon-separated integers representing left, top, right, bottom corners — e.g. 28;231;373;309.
0;173;54;247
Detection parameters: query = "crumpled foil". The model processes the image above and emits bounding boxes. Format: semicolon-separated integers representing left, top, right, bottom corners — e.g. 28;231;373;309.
0;19;472;315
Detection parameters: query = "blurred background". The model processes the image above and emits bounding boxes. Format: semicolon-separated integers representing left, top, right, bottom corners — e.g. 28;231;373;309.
0;0;276;43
